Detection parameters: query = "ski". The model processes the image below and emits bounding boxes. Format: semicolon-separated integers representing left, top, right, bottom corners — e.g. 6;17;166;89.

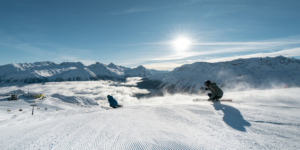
101;106;123;110
193;98;232;102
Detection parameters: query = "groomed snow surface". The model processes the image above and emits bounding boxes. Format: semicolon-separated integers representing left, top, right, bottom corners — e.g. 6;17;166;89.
0;81;300;149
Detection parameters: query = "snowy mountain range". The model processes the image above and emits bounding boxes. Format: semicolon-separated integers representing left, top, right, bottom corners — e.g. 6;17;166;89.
138;56;300;93
1;56;299;93
0;61;162;84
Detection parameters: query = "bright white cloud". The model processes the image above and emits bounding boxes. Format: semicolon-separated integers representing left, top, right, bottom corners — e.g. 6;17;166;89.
144;39;300;61
140;47;300;70
204;47;300;62
0;78;150;106
124;36;300;70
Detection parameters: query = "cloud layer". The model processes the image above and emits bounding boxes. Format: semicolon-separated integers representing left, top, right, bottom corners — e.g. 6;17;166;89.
0;78;149;106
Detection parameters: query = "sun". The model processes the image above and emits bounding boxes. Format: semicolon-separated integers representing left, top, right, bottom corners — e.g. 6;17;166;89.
172;37;192;51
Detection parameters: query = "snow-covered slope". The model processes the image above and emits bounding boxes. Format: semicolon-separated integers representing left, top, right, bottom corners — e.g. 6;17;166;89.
0;62;164;83
125;65;152;77
148;69;169;75
1;56;299;93
1;85;300;149
148;56;300;93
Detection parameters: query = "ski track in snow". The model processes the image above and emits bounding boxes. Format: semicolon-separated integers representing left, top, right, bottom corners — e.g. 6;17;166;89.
1;90;300;149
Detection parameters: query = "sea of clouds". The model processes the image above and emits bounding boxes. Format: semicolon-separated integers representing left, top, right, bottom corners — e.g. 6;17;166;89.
0;77;299;107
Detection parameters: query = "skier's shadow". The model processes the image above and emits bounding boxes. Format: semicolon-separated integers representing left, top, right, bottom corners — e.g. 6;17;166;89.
213;101;251;132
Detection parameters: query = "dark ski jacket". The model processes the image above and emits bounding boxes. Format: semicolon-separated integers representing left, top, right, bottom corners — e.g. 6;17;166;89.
208;82;223;100
107;95;118;106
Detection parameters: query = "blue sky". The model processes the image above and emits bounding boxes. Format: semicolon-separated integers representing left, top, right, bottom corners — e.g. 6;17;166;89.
1;0;300;70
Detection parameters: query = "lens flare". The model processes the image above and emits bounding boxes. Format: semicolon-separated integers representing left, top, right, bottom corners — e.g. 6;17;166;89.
172;37;192;51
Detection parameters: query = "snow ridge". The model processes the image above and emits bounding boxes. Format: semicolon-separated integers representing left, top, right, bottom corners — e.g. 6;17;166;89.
0;62;158;83
1;56;299;92
148;56;300;93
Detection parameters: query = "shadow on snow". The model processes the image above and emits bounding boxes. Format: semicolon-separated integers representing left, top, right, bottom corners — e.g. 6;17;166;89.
213;101;251;132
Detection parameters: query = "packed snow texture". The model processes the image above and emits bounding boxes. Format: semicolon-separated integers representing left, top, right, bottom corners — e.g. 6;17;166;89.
0;81;300;149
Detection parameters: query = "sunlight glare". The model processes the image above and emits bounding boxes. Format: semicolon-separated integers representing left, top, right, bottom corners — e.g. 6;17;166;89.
172;37;192;51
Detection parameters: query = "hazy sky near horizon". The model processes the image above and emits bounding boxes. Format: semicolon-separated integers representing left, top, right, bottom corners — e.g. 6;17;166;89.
1;0;300;70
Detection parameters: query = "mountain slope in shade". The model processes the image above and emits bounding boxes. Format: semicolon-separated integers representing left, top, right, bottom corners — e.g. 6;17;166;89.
147;56;300;93
147;69;169;75
0;62;164;84
125;65;152;77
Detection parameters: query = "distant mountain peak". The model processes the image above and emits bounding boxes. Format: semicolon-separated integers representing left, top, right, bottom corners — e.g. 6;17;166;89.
33;61;56;66
108;62;118;68
0;61;161;83
137;65;146;69
60;62;84;67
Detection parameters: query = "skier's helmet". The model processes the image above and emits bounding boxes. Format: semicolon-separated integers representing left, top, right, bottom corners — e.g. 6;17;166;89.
107;95;111;98
204;80;211;86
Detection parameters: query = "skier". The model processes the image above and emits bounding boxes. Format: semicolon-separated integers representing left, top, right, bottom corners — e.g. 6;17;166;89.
204;80;223;101
107;95;122;108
